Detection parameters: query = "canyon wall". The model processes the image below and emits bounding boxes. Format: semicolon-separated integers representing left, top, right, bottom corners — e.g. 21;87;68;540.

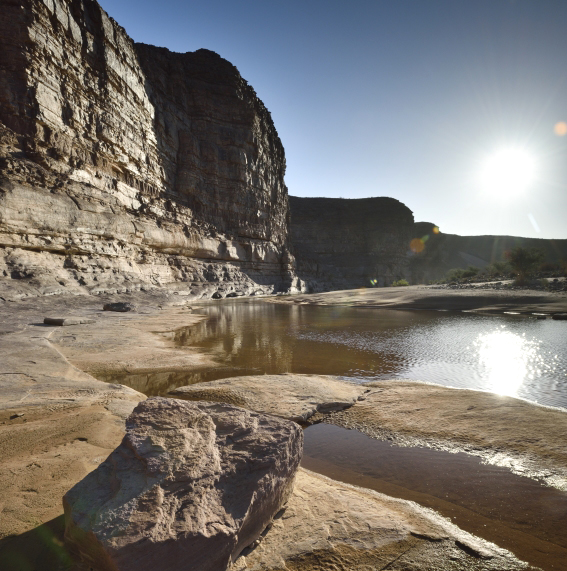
289;196;414;291
0;0;301;300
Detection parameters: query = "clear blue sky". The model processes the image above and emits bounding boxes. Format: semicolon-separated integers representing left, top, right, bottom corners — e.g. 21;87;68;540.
98;0;567;239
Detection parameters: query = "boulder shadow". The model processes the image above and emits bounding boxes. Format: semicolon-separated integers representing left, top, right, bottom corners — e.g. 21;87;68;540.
0;515;73;571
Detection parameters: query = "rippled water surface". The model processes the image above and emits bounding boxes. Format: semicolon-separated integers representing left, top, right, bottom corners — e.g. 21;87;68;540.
162;300;567;408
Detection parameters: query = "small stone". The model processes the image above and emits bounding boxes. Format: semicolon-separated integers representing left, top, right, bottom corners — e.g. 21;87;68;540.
10;412;25;420
103;302;135;312
552;313;567;320
44;317;95;326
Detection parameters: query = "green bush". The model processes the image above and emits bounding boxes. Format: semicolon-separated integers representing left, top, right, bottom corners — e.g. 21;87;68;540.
506;246;545;284
391;279;410;287
482;261;512;277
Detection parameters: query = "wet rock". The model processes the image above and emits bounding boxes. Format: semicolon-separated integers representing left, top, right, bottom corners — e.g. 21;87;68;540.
236;469;536;571
170;373;365;423
103;302;135;313
43;317;96;326
327;380;567;490
63;397;303;571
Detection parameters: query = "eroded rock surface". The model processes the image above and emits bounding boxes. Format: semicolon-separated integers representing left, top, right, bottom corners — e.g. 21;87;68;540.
0;0;301;301
170;373;365;422
234;469;536;571
63;397;303;571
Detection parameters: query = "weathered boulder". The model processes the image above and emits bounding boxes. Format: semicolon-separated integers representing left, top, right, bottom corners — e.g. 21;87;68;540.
170;373;366;423
63;397;303;571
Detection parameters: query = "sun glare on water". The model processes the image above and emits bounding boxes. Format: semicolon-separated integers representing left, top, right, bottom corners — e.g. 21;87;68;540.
474;328;545;397
480;148;536;198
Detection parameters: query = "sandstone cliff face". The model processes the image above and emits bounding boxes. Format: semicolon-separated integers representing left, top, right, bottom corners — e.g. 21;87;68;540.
289;196;414;291
0;0;301;300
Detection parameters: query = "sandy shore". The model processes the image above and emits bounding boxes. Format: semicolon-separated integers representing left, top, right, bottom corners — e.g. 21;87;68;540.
1;286;565;570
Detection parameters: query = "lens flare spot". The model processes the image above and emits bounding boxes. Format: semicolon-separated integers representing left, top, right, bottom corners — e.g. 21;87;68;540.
410;238;425;253
554;122;567;136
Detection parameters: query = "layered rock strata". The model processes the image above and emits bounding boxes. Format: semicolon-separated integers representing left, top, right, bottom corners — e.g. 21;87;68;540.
0;0;301;300
289;196;414;291
63;397;303;571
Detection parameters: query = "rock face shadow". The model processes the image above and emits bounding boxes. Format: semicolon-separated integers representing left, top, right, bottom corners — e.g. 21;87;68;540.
0;515;72;571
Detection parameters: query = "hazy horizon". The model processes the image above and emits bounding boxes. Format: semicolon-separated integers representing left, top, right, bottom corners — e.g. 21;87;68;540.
98;0;567;240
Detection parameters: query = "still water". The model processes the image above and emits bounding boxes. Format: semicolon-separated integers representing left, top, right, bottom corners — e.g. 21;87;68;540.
152;300;567;408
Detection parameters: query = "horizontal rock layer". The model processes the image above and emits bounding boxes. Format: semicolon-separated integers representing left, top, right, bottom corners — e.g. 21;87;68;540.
63;397;303;571
289;196;414;291
0;0;301;299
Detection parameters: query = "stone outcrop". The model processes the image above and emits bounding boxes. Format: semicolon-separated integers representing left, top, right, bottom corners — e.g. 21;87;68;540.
236;469;535;571
170;373;366;423
409;222;567;283
63;397;303;571
0;0;302;300
289;196;414;291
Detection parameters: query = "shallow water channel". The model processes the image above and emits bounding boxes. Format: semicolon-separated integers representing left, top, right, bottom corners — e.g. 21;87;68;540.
105;299;567;570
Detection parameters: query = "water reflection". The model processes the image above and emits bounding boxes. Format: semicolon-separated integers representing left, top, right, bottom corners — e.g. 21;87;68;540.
103;300;567;408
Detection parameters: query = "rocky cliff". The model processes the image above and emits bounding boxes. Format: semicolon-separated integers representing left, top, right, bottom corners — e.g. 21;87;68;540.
409;222;567;283
289;196;414;291
0;0;301;300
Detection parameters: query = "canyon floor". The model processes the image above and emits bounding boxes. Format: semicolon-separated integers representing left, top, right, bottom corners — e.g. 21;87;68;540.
1;284;566;570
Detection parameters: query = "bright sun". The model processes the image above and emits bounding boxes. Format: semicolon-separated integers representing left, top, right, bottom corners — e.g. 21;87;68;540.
480;149;536;197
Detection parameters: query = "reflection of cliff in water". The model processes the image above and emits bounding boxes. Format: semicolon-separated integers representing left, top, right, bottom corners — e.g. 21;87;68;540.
174;300;413;379
97;368;253;397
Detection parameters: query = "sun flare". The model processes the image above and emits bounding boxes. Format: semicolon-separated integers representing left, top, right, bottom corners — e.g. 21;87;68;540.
480;149;535;197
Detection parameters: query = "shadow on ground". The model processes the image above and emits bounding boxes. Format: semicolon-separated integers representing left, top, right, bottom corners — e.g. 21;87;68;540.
0;515;72;571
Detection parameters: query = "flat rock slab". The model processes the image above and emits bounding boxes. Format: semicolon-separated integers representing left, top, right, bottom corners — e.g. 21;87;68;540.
170;373;365;423
235;469;535;571
43;317;96;326
63;397;303;571
327;380;567;490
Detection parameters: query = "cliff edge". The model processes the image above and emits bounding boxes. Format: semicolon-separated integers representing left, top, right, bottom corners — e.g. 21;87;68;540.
0;0;302;300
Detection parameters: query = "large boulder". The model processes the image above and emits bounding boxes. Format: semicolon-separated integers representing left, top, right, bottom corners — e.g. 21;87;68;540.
63;397;303;571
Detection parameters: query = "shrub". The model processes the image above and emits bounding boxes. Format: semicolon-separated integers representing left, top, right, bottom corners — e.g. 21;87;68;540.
391;279;409;287
506;247;545;284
